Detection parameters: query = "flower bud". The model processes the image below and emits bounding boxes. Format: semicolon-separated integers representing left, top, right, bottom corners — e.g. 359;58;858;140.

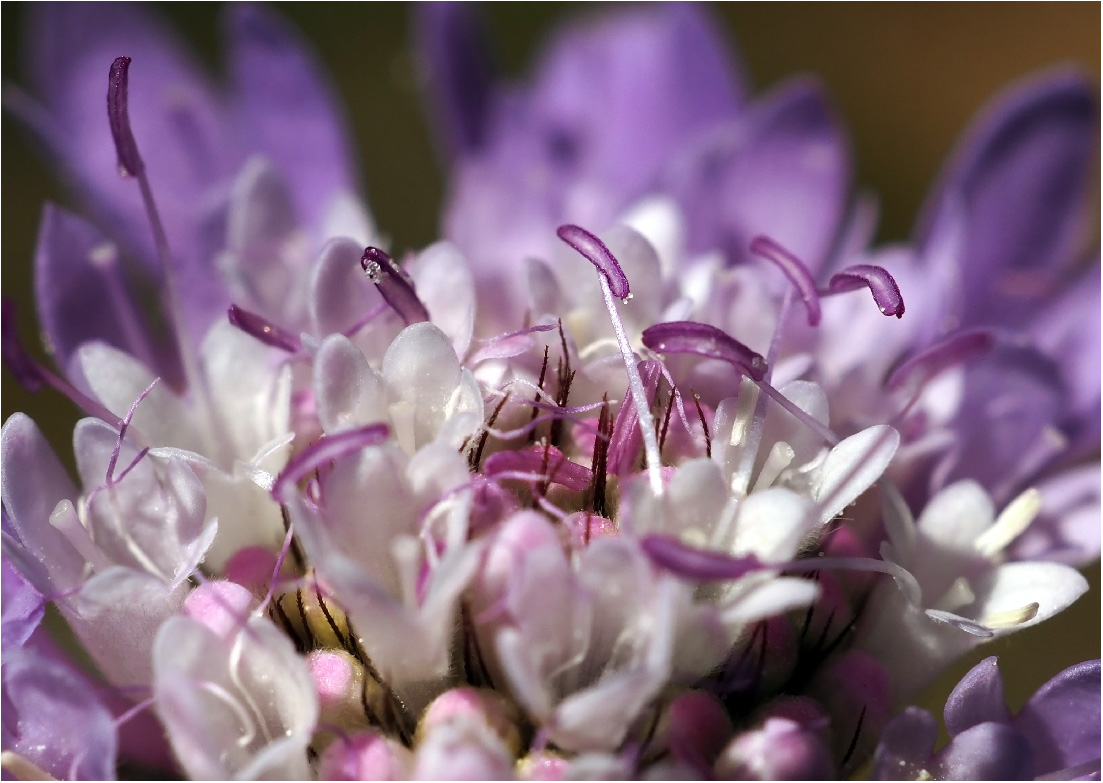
317;730;412;780
714;717;834;780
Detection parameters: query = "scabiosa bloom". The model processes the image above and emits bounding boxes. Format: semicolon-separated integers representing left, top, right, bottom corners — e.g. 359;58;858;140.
2;3;1098;781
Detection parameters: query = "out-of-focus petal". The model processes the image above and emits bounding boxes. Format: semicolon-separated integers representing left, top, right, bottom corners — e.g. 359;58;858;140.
1014;659;1101;776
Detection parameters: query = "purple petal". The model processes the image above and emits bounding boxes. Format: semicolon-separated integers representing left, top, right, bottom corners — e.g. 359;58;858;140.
556;224;630;299
750;235;822;325
361;247;430;326
3;646;118;780
932;722;1034;780
224;3;358;232
529;3;743;199
413;2;496;158
641;534;764;582
826;264;905;318
872;707;938;780
918;70;1098;324
944;657;1013;736
1;554;44;654
642;321;768;381
33;204;178;382
272;424;390;501
671;78;849;271
1015;659;1101;776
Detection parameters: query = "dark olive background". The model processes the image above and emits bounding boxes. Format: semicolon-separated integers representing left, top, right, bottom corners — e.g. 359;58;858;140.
2;1;1099;738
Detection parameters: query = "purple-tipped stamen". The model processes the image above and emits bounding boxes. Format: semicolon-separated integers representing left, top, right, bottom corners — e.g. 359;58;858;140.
361;247;430;326
642;534;764;582
556;224;630;299
272;424;390;500
642;321;768;381
228;304;302;354
107;57;144;177
607;360;662;475
825;264;905;318
749;236;821;327
558;223;663;495
886;328;994;393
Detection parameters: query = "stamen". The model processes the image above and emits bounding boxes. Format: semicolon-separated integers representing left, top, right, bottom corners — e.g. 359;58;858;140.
528;346;550;444
641;321;768;381
272;424;390;500
558;224;662;495
751;441;795;492
749;236;822;327
825;264;905;318
886;328;994;394
107;57;143;177
228;304;303;353
641;534;764;581
692;393;711;459
974;487;1042;558
360;247;430;326
556;225;630;299
983;601;1041;629
607;360;662;475
106;378;160;483
106;58;223;459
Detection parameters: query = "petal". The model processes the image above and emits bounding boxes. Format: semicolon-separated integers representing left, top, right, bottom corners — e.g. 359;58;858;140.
314;334;390;433
872;706;938;780
3;646;117;780
918;70;1097;324
1009;465;1101;567
153;613;317;780
969;560;1088;632
814;424;899;524
943;657;1013;736
1015;659;1101;775
382;322;466;451
408;241;476;359
33;204;177;384
932;722;1033;780
672;78;849;271
224;3;360;235
0;414;84;592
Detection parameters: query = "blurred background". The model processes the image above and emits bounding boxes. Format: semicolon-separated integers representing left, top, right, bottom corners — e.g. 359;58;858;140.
2;1;1099;732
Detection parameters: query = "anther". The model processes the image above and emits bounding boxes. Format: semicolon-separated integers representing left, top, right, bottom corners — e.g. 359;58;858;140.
228;304;303;353
360;247;430;326
107;57;144;177
825;265;905;318
750;236;822;327
642;321;768;381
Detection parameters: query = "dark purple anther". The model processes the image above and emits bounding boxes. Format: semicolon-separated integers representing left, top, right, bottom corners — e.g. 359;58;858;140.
750;236;822;326
107;57;144;177
272;424;390;500
827;265;905;318
642;321;768;381
641;534;764;581
361;247;430;326
887;328;994;393
556;224;631;299
227;305;302;353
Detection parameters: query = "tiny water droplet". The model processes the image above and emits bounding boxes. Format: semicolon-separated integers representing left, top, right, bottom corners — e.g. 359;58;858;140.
364;260;383;284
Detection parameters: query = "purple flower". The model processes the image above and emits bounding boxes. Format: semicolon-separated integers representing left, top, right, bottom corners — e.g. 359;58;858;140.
1;3;1098;780
874;656;1101;780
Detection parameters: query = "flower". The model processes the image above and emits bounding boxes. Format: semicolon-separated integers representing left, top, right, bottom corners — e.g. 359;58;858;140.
873;657;1101;780
2;3;1099;781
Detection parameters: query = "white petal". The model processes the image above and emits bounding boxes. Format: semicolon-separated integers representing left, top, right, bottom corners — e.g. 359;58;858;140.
409;241;476;359
814;424;899;524
314;334;389;432
382;322;463;450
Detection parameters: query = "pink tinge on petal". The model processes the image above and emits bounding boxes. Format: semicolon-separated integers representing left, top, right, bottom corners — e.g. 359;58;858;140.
183;581;255;639
227;304;302;353
318;731;412;781
272;423;390;500
750;235;822;326
642;321;768;381
641;534;764;581
886;328;994;393
483;445;593;492
107;56;144;176
361;246;430;326
825;264;906;318
556;224;631;299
